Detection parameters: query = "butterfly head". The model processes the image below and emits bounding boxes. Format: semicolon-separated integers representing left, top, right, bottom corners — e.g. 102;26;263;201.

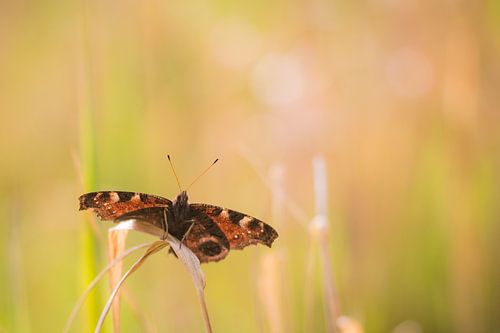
172;190;190;221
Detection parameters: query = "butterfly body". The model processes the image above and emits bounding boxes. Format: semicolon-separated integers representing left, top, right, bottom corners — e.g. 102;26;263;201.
79;190;278;263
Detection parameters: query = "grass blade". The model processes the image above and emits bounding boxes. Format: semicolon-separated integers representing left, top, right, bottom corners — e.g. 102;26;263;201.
167;236;210;333
63;242;152;333
256;164;287;333
76;0;100;328
95;241;168;333
312;156;340;332
89;220;210;332
107;229;129;333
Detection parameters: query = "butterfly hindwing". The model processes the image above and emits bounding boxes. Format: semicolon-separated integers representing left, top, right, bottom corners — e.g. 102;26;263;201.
189;203;278;250
79;191;172;220
181;206;231;263
114;206;168;231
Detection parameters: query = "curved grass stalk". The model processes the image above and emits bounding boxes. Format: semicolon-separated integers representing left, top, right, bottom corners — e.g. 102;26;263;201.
73;219;210;333
312;156;340;332
63;242;152;333
95;241;167;333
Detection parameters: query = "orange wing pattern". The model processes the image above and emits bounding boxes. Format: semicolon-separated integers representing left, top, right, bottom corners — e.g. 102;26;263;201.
190;203;278;250
79;191;171;221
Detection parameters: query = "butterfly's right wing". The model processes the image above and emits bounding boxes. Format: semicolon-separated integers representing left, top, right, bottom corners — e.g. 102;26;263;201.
178;206;231;263
190;203;278;250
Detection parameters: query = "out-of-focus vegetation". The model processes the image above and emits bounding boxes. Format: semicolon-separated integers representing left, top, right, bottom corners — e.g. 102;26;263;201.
0;0;499;332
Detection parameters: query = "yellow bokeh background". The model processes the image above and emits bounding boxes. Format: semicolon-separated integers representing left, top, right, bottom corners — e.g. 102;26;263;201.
0;0;498;332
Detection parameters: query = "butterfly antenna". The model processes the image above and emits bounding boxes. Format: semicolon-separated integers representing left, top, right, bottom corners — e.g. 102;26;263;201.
167;155;182;192
186;158;219;191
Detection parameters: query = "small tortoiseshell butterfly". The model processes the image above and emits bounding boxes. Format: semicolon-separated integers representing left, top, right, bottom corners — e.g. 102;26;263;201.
78;189;278;263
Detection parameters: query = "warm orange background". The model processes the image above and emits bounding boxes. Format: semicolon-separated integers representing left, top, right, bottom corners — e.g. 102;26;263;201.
0;1;498;332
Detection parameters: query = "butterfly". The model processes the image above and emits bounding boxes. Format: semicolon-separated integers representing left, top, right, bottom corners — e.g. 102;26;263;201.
78;190;278;263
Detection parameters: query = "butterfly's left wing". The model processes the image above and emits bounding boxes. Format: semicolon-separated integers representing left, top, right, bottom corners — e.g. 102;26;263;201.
79;191;172;221
189;203;278;251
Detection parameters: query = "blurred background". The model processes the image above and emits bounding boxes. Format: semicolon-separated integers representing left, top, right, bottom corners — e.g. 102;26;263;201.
0;0;499;332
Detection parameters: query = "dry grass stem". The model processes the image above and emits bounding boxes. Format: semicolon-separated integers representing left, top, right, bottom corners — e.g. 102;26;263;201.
8;204;31;333
95;241;168;333
63;242;153;333
303;234;317;332
258;253;285;333
166;233;210;333
120;288;157;333
255;164;287;333
108;228;129;333
104;220;211;333
312;156;340;332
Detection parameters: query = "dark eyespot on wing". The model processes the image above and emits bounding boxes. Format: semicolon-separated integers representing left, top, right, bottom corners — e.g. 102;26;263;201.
199;240;222;257
174;206;231;263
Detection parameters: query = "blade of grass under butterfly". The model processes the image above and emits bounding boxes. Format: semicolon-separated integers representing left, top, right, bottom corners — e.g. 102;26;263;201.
108;229;128;333
63;242;152;333
112;220;211;333
167;237;211;333
95;241;167;333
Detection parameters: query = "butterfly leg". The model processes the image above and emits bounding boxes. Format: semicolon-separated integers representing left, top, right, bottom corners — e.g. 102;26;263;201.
179;220;195;249
161;207;169;240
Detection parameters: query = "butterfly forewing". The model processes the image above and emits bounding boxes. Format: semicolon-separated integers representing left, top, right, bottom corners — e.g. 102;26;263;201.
78;191;172;220
189;203;278;250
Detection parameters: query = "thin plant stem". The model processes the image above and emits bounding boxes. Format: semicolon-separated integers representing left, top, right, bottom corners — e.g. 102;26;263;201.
63;242;152;333
303;235;317;333
95;241;167;333
120;288;157;333
76;0;100;328
90;220;211;333
107;229;128;333
8;201;31;333
312;156;340;332
196;288;213;333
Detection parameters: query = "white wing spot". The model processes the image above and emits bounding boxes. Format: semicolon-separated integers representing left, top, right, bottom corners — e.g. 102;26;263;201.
239;216;253;227
109;192;120;203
